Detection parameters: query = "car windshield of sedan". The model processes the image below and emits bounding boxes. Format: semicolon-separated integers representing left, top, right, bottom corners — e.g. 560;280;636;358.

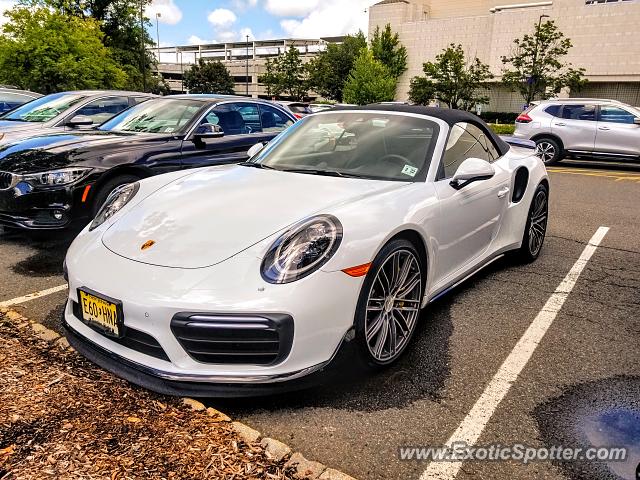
1;93;86;123
247;112;439;181
99;99;203;134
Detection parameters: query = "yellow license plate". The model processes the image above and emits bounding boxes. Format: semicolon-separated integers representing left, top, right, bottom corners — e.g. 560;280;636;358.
78;289;123;337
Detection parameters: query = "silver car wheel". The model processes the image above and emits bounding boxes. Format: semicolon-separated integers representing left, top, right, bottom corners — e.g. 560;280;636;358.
364;249;422;363
535;141;556;163
528;189;548;256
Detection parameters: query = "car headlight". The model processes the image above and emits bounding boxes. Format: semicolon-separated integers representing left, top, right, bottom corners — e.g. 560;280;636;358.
261;215;343;284
89;182;139;231
23;167;92;186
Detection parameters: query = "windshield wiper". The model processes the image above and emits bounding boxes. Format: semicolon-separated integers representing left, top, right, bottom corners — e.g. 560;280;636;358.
280;168;366;179
239;162;281;171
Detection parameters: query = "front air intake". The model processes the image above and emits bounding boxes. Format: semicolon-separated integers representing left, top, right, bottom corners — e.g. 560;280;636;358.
170;313;294;366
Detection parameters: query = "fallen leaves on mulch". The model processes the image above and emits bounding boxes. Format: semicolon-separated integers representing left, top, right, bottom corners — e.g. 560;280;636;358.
0;314;295;479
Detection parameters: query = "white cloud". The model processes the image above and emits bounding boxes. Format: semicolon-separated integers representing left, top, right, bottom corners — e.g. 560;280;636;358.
239;27;255;41
279;0;376;38
264;0;319;17
207;8;237;28
231;0;258;11
188;35;215;45
146;0;182;25
216;30;239;42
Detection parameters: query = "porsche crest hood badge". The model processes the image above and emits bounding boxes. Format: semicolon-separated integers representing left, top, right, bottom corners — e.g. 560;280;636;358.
141;240;156;251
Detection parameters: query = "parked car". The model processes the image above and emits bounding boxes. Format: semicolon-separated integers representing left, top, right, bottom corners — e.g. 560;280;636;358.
0;90;154;145
0;88;42;114
276;101;313;119
62;105;548;397
514;98;640;164
0;95;296;230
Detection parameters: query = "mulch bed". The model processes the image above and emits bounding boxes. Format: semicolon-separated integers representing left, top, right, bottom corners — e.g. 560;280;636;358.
0;313;295;479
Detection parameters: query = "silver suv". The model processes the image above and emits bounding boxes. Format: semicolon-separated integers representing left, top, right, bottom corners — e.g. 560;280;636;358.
513;98;640;165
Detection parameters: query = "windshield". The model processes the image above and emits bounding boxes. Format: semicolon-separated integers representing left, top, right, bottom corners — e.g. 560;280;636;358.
248;111;439;181
99;98;204;134
1;93;85;123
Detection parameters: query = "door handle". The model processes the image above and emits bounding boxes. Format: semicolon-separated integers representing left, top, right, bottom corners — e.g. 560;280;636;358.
554;122;566;127
598;126;610;131
498;187;510;199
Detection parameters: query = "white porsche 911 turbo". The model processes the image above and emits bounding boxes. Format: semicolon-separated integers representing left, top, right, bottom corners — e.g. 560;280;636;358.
63;106;549;397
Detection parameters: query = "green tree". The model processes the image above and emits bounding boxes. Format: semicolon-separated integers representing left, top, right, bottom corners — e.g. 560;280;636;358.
261;57;279;97
21;0;157;92
342;49;396;105
184;58;235;94
370;24;408;79
502;20;586;105
408;77;436;106
307;32;367;102
409;44;493;110
0;7;127;93
259;46;309;100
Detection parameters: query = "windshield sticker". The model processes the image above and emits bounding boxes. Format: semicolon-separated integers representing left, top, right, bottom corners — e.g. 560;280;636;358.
402;165;418;177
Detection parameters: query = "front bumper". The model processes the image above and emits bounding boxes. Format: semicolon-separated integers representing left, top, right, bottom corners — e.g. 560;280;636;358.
63;234;364;396
64;314;353;397
0;182;88;229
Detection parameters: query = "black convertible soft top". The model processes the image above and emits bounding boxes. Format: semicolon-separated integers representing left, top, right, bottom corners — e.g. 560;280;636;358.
334;104;510;157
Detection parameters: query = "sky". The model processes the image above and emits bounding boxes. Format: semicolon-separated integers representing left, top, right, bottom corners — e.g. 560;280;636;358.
145;0;379;47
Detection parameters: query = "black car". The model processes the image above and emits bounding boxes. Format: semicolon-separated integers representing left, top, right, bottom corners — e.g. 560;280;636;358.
0;95;296;230
0;90;154;146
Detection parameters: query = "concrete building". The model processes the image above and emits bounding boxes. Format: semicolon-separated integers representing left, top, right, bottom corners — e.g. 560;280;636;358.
368;0;640;111
155;38;343;98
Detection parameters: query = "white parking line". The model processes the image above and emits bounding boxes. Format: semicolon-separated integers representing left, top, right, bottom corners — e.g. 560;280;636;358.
0;284;68;308
420;226;610;480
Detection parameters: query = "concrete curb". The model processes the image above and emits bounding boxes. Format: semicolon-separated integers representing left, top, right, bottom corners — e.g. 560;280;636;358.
1;307;359;480
180;396;359;479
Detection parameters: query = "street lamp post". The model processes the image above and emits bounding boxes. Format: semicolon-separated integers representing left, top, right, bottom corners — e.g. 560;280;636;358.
529;13;550;106
139;0;146;92
246;35;250;97
156;13;162;74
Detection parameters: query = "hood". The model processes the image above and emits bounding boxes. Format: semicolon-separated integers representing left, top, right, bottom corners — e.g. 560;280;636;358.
0;131;147;174
102;165;406;269
0;120;41;133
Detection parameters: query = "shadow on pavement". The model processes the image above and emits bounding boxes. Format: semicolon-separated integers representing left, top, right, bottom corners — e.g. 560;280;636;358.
561;157;640;173
0;225;81;277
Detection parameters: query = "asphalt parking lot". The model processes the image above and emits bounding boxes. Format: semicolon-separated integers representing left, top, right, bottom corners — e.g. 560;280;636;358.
1;160;639;480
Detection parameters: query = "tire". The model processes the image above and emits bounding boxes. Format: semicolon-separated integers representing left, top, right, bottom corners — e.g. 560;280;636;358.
354;239;425;369
535;137;563;165
512;183;549;264
91;175;140;217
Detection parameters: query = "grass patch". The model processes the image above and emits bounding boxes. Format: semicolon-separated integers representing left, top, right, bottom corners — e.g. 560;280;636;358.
489;124;516;135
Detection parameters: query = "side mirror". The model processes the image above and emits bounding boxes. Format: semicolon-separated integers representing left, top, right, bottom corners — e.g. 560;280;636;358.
194;123;224;141
247;142;266;158
634;118;640;125
66;115;94;128
450;158;495;190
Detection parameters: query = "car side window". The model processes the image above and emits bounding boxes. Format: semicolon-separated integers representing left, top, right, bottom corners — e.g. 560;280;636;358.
259;104;294;133
560;104;596;121
202;103;261;135
598;106;637;124
74;96;130;124
544;105;561;117
440;123;499;180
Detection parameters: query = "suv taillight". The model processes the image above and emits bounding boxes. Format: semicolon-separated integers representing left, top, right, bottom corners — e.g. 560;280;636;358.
516;113;533;123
